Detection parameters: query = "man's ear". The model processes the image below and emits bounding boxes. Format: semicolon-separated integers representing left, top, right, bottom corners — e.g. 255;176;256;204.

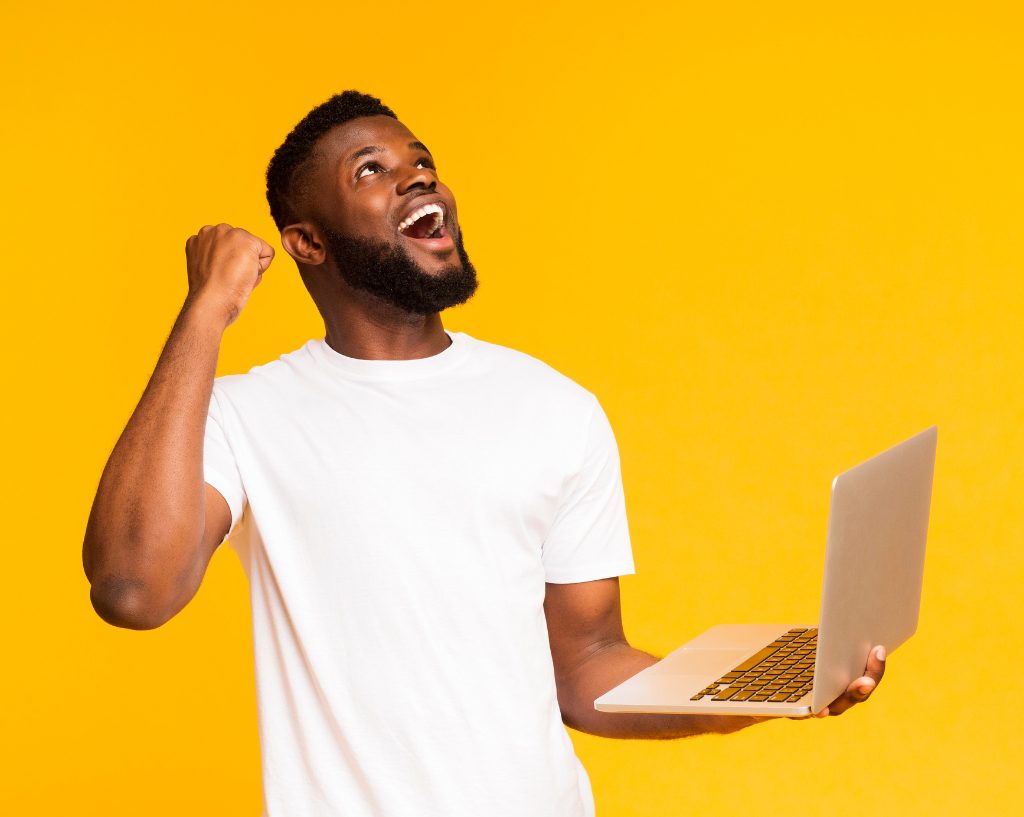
281;222;327;266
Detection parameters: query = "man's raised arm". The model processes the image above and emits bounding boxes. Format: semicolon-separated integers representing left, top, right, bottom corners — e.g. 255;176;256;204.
82;224;273;629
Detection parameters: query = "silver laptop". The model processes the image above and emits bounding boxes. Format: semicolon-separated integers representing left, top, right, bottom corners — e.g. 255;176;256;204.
594;426;938;718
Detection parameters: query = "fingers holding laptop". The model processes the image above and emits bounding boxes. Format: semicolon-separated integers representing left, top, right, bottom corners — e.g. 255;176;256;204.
815;644;887;718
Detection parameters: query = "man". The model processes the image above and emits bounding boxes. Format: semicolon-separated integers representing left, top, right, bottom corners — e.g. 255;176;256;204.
82;90;885;817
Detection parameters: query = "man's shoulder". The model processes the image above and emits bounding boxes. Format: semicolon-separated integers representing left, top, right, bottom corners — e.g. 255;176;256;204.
211;340;315;404
467;333;598;409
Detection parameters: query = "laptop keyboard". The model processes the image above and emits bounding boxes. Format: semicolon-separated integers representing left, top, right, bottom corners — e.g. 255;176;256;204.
689;628;818;703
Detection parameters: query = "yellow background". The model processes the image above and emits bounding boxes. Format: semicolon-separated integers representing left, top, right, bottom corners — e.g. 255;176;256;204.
2;2;1021;814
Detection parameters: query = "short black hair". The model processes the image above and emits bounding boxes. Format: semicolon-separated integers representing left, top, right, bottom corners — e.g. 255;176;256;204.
265;90;398;231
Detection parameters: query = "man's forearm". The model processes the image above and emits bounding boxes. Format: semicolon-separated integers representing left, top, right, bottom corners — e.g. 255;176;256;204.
82;294;229;627
559;641;765;739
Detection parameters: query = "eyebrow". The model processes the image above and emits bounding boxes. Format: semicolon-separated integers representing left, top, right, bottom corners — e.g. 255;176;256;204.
346;141;432;165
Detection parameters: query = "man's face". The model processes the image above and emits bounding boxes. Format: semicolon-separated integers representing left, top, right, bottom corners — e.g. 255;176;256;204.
307;115;478;316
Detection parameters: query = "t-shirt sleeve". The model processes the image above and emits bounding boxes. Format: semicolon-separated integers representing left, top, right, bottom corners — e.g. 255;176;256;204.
541;395;636;583
204;385;247;547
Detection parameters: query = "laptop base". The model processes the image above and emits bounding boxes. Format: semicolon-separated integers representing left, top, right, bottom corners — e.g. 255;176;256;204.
593;624;816;717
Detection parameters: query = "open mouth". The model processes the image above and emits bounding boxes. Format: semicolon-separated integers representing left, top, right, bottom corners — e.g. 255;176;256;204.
397;202;454;248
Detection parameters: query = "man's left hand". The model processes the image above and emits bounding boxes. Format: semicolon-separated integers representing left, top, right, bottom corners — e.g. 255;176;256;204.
799;644;887;719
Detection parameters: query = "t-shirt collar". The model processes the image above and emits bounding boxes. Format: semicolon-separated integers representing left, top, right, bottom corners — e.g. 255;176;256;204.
307;330;471;380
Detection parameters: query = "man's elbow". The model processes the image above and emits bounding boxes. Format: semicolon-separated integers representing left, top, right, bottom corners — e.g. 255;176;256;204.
554;681;599;735
559;706;589;735
89;575;175;630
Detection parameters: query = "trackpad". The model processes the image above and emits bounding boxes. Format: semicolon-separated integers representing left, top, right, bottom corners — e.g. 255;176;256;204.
658;646;753;677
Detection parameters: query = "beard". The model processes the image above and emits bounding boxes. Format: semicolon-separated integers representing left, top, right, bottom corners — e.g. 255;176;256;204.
322;222;479;316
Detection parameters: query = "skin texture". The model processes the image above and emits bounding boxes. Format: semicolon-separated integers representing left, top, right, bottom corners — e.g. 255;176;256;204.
83;290;254;628
83;112;885;737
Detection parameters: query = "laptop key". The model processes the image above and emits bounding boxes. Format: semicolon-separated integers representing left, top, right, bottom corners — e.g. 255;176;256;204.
699;630;822;704
733;646;781;672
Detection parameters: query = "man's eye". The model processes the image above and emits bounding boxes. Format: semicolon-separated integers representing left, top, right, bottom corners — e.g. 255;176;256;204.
357;158;435;180
357;162;383;179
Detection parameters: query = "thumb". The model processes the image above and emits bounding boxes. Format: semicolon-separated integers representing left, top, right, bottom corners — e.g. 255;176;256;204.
255;239;276;274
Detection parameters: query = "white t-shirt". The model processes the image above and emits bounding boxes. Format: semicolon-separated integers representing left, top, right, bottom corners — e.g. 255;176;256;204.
203;329;635;817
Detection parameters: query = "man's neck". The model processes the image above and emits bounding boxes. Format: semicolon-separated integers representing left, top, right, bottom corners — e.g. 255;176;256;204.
321;293;449;361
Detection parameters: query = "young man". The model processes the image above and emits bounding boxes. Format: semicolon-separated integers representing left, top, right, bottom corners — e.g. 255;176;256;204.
83;91;885;817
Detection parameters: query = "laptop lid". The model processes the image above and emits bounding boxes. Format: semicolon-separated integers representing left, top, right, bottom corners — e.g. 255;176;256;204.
810;426;938;713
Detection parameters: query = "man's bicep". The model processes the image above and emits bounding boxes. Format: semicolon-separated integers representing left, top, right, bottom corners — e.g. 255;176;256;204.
544;577;628;681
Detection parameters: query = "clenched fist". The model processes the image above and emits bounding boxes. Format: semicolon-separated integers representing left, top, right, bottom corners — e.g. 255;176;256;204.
185;223;275;327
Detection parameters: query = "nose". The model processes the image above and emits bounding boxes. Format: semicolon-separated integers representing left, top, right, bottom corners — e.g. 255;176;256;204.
396;161;436;194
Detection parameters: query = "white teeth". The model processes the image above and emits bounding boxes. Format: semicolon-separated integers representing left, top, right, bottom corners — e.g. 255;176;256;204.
398;202;445;235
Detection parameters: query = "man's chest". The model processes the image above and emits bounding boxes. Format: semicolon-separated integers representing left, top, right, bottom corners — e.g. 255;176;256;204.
234;392;577;570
